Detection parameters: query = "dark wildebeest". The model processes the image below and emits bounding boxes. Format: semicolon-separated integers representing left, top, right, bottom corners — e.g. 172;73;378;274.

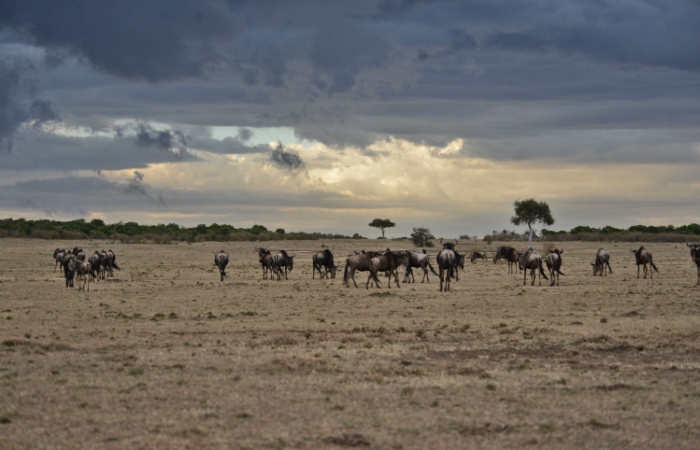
215;250;229;281
471;251;487;263
631;246;659;279
452;252;466;281
101;249;120;277
88;251;102;282
72;247;85;261
99;250;110;280
68;254;92;291
403;249;439;284
591;248;613;277
272;250;295;280
343;251;381;288
366;251;408;289
255;248;274;279
545;249;565;286
313;249;337;279
53;248;66;273
436;246;458;292
60;250;74;287
496;246;520;274
519;249;548;286
493;246;511;263
687;243;700;285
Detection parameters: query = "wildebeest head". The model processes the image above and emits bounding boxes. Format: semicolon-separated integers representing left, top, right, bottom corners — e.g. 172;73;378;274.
439;239;458;250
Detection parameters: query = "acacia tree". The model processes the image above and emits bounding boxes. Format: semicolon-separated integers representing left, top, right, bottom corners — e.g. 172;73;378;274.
510;199;554;249
410;227;435;247
369;218;395;239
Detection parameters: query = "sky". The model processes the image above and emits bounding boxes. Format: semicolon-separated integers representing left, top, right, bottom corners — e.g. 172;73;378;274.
0;0;699;238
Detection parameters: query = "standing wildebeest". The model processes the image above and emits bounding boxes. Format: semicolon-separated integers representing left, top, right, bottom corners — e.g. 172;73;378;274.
494;246;519;273
545;249;565;286
99;250;110;279
53;248;66;273
452;252;466;281
313;249;337;279
255;248;274;279
403;249;439;284
591;248;613;276
436;246;458;292
60;250;74;287
687;243;700;285
631;246;659;279
471;251;487;263
366;251;408;289
343;251;381;288
519;249;549;286
272;250;295;280
72;247;85;261
68;254;92;291
215;250;229;282
88;251;102;282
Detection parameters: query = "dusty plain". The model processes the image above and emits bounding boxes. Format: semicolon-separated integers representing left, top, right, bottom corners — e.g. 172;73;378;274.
0;238;699;449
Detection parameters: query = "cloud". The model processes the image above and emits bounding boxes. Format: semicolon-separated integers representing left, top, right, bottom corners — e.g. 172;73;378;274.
269;142;305;171
135;123;188;159
122;171;148;197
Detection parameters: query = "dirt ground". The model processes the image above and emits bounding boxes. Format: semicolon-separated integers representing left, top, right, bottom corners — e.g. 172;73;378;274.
0;239;699;449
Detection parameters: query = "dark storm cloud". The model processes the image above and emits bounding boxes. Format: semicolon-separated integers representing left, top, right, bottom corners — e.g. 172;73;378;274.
269;143;305;171
122;171;147;197
135;124;188;159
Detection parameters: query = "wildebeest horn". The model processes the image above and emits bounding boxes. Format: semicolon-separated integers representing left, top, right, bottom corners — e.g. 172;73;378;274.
630;249;635;253
290;254;295;258
453;239;458;245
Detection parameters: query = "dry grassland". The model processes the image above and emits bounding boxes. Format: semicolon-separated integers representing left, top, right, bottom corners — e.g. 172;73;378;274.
1;239;699;449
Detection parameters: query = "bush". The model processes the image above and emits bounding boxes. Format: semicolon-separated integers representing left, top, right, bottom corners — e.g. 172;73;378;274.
411;227;435;247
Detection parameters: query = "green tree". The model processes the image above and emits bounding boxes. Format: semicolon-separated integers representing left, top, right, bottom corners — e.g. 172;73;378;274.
410;227;435;247
510;198;555;249
368;218;395;239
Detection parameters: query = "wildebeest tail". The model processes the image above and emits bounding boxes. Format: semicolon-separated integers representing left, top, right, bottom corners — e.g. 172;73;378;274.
427;260;439;276
113;262;121;270
368;264;381;286
539;259;549;280
650;260;659;273
343;259;349;284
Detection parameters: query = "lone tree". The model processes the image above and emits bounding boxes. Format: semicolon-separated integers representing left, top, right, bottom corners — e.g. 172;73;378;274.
410;227;435;247
510;198;555;249
369;218;395;239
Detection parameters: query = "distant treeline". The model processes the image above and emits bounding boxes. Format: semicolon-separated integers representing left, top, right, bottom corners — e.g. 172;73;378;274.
485;224;700;243
0;218;365;243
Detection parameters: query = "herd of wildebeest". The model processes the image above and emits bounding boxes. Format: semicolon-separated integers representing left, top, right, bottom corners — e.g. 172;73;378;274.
52;241;700;292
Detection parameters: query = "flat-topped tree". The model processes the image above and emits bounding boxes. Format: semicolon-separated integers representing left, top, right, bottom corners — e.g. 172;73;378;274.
511;199;555;249
369;218;395;239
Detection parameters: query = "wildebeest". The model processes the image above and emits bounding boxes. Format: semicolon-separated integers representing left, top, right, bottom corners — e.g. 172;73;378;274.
470;251;487;263
60;251;75;287
215;250;229;281
436;246;458;292
440;239;458;251
494;246;519;273
343;251;381;288
402;249;438;284
255;248;274;279
545;249;565;286
687;243;700;285
313;249;337;279
452;252;466;281
519;249;549;286
366;251;408;289
68;254;92;291
631;246;659;279
88;251;102;281
99;249;120;278
99;250;110;279
272;250;295;280
591;248;613;276
72;247;85;261
53;248;66;273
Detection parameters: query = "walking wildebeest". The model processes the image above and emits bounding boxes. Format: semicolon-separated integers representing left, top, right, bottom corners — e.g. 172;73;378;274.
255;248;274;279
402;249;438;284
471;251;487;263
88;251;102;282
53;248;66;273
343;251;381;288
60;250;74;287
272;250;295;280
366;251;408;289
313;249;337;279
72;247;85;261
591;248;613;276
519;249;548;286
215;250;229;281
687;243;700;285
631;246;659;279
68;254;92;291
99;250;110;279
545;249;565;286
436;246;458;292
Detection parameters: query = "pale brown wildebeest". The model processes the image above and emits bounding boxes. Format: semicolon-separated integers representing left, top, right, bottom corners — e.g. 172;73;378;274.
519;249;548;286
545;249;565;286
366;251;408;289
688;243;700;285
402;249;438;284
591;248;613;276
68;254;92;291
53;248;66;273
343;251;381;288
631;246;659;279
215;250;229;281
471;251;487;263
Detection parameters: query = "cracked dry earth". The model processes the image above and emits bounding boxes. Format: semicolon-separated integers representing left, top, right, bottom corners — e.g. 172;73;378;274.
1;239;699;449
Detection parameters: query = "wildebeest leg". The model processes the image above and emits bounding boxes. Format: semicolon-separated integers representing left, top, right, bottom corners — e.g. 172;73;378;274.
422;267;428;283
439;268;444;292
350;268;358;288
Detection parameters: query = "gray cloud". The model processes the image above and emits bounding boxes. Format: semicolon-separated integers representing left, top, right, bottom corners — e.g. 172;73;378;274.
122;171;148;197
269;142;305;171
135;123;187;159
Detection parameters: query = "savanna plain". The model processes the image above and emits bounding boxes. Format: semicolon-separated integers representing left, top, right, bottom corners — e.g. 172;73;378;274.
1;239;699;449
